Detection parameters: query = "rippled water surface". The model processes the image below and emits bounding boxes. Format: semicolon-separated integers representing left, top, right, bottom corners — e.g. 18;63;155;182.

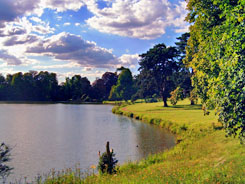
0;103;175;182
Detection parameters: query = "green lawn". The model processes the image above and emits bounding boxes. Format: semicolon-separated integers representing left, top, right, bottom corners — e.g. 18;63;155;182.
43;100;245;184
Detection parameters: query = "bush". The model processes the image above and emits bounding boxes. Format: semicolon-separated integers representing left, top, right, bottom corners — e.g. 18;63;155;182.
0;143;13;181
189;89;198;105
97;142;118;174
170;87;184;105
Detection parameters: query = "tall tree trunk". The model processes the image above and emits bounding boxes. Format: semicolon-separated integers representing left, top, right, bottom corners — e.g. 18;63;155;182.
161;82;168;107
162;96;168;107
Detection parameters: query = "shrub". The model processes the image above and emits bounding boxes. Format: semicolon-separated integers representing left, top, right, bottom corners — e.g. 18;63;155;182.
170;87;184;105
0;143;13;181
97;142;118;174
189;89;198;105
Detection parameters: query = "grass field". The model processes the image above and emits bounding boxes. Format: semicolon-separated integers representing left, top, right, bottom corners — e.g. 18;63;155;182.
43;99;245;184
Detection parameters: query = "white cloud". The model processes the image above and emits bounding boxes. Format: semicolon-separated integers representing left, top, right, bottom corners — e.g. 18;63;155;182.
30;16;44;24
119;54;140;68
172;1;189;33
0;50;22;65
0;17;55;37
64;22;71;26
0;0;85;28
0;0;40;27
75;23;81;26
39;0;85;13
26;32;119;68
85;0;189;40
33;62;81;69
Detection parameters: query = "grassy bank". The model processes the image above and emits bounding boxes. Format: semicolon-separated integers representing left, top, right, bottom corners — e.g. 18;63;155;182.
43;100;245;183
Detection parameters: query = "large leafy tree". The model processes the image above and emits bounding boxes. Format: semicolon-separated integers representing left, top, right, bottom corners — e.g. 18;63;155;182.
91;78;107;101
138;44;178;107
101;72;118;99
63;75;91;101
109;68;134;101
175;33;193;100
134;71;159;100
185;0;245;143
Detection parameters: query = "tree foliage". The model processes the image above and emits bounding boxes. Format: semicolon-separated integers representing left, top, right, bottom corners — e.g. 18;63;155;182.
0;143;13;181
175;33;193;100
109;68;134;101
138;44;178;107
0;71;118;102
185;0;245;143
97;142;118;174
170;87;184;105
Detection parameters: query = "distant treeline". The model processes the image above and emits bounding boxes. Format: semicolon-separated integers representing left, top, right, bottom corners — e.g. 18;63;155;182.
0;33;193;104
0;71;118;102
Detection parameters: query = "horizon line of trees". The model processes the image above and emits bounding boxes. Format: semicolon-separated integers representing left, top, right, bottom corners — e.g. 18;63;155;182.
0;70;119;102
0;32;193;105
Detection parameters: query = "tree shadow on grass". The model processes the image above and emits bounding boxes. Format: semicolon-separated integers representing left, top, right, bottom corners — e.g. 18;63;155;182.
146;104;202;112
171;104;202;110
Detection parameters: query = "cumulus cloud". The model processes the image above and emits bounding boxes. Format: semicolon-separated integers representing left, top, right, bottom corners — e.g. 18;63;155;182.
63;22;71;26
33;62;81;69
39;0;85;13
0;50;22;65
119;54;140;68
3;34;39;46
26;32;118;68
85;0;189;39
0;0;40;27
172;1;189;33
0;17;54;37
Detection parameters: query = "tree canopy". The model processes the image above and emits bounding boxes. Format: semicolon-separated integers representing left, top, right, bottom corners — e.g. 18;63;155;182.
0;71;118;102
185;0;245;143
138;44;178;107
109;68;134;101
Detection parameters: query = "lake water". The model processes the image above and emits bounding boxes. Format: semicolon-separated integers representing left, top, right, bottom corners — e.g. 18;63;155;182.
0;103;175;182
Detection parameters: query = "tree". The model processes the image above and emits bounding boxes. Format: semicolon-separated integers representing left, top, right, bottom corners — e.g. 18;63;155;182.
109;68;134;101
91;78;107;101
97;142;118;174
134;72;159;101
185;0;245;143
138;44;178;107
101;72;118;99
0;74;7;100
175;33;193;101
34;71;59;101
0;143;13;182
63;75;91;101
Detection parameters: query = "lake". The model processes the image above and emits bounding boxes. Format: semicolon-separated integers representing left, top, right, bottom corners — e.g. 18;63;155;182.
0;103;175;182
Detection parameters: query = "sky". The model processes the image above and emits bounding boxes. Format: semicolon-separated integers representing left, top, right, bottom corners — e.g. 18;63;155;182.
0;0;189;83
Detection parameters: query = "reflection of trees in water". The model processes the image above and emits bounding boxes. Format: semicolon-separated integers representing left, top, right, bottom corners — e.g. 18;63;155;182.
116;115;175;160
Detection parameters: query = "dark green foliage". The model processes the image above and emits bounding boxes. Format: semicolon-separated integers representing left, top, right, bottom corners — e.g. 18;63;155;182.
134;71;159;100
0;143;13;180
101;72;118;99
189;89;198;105
0;71;59;101
138;44;178;107
170;87;184;105
174;33;193;100
109;68;135;101
63;75;91;101
98;142;118;174
185;0;245;143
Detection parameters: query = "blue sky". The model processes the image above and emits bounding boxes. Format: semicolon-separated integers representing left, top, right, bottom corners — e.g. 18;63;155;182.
0;0;189;82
